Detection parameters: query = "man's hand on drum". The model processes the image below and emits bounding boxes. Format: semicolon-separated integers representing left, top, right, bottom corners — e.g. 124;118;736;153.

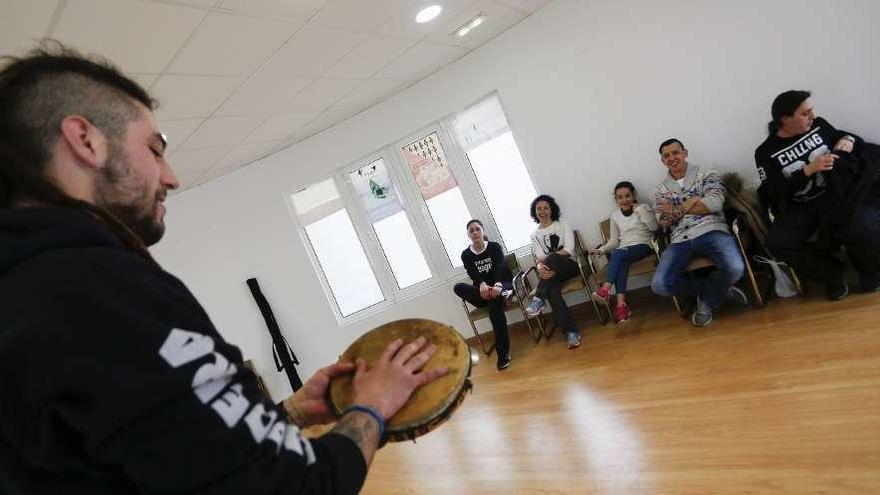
352;336;450;419
283;362;356;427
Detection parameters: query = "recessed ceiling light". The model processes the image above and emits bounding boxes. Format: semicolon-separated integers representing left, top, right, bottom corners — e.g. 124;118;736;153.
415;5;443;23
454;14;485;37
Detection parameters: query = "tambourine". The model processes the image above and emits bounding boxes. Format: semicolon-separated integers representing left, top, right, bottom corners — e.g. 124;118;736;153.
328;319;472;443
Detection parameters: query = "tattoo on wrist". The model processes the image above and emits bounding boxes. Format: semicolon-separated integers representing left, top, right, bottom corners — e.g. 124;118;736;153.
287;403;308;426
331;411;381;464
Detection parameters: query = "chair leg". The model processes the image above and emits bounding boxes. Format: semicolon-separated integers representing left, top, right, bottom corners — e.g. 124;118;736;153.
577;263;608;326
463;301;495;356
601;289;615;324
672;295;683;316
539;310;555;340
587;269;615;324
743;259;765;307
519;306;543;343
731;225;765;307
788;266;804;295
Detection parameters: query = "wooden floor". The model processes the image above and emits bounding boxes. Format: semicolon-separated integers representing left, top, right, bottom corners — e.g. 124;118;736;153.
360;289;880;494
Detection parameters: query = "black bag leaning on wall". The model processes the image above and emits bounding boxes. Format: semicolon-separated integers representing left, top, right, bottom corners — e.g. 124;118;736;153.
246;278;303;392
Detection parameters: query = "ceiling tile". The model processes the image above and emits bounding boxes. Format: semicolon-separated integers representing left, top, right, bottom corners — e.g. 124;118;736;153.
378;0;478;40
285;77;365;113
51;0;204;73
309;0;408;33
259;26;365;79
130;73;160;89
373;41;467;80
427;0;525;49
173;0;220;7
291;109;357;140
158;118;205;151
153;75;244;120
0;1;59;56
181;116;264;148
330;78;411;113
325;35;415;78
196;163;242;185
215;72;313;117
169;145;233;184
496;0;553;13
246;113;318;141
216;139;285;168
168;12;302;75
219;0;328;20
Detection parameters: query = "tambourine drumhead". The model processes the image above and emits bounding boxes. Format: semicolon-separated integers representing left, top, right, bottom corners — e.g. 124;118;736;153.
328;319;471;441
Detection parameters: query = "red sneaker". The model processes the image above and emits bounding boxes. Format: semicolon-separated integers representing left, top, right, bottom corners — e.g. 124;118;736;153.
615;303;632;323
591;286;611;305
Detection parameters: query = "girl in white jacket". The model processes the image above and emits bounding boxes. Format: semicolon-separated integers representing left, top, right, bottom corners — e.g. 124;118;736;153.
590;181;658;322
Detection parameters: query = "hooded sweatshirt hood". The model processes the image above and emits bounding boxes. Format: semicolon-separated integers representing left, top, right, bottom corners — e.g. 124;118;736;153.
0;207;123;275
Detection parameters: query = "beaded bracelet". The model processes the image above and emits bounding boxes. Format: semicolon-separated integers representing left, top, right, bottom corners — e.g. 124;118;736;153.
344;404;385;438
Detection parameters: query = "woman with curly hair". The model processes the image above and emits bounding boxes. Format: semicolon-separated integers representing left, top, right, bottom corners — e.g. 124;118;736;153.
525;195;582;349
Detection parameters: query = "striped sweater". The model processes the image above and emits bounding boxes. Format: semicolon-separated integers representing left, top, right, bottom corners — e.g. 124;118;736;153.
653;163;729;244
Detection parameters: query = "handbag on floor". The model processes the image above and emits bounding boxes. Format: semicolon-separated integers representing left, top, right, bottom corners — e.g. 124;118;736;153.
753;255;798;298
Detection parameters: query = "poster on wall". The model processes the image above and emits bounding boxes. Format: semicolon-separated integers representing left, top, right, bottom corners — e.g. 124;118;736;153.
350;158;403;223
402;132;457;200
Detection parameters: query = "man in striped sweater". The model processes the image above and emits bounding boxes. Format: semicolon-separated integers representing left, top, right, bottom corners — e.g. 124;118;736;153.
650;139;747;327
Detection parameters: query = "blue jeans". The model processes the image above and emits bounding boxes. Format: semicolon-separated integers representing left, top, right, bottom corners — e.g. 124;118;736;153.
651;230;744;310
605;243;653;293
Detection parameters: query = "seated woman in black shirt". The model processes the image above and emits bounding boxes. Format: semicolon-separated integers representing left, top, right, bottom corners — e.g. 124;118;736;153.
755;90;879;298
454;219;513;370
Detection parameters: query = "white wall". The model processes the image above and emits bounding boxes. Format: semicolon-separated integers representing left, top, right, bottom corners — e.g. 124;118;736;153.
152;0;880;400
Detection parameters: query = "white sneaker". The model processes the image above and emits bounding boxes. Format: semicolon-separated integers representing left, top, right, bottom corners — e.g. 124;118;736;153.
525;297;545;316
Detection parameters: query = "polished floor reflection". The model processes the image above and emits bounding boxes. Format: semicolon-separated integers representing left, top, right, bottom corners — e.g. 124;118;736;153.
361;289;880;494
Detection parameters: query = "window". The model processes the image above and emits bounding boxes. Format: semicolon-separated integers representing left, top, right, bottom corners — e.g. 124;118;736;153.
290;92;538;322
348;159;432;289
291;179;383;317
453;96;538;250
401;132;472;267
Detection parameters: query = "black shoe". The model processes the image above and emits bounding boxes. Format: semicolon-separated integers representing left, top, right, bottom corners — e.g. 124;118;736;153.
826;280;849;301
724;286;748;307
496;354;511;371
859;272;880;292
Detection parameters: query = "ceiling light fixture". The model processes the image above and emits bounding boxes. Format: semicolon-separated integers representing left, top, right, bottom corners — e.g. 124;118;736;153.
454;14;485;37
415;5;443;23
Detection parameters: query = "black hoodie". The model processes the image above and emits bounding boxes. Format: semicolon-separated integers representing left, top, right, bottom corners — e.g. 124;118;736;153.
0;207;366;494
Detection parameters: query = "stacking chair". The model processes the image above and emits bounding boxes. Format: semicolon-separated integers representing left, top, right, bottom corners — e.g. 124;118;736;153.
461;252;545;355
583;219;662;321
523;230;609;341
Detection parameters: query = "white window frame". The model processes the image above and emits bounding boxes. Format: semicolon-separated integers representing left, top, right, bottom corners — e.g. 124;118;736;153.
338;153;437;295
283;185;387;323
285;91;541;324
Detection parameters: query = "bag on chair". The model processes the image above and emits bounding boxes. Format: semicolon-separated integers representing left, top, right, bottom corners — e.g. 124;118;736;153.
753;256;798;298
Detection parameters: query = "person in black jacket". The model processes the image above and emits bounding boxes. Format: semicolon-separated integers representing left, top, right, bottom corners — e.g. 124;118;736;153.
755;90;880;299
454;219;513;370
0;42;448;494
